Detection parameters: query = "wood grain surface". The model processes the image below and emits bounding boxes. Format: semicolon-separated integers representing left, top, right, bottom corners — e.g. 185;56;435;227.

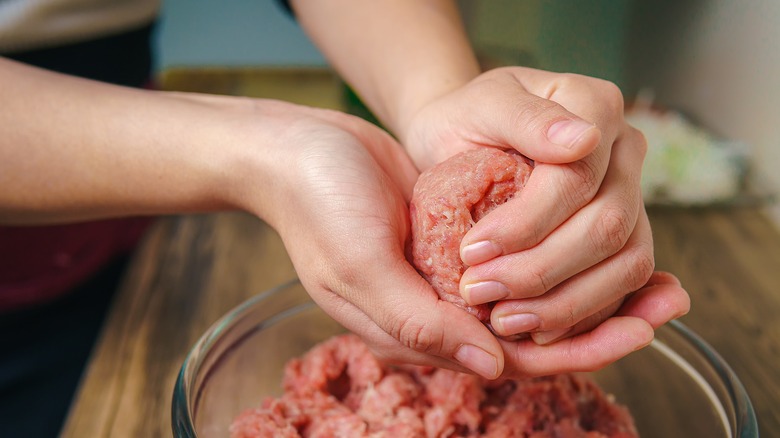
650;207;780;436
60;69;779;437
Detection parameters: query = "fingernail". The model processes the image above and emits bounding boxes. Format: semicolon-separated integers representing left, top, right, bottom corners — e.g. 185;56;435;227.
547;119;595;148
454;344;498;379
463;281;509;305
496;313;541;334
531;327;572;345
461;241;502;265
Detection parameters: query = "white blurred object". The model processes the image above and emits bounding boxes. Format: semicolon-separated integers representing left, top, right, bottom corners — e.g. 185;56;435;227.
627;92;749;206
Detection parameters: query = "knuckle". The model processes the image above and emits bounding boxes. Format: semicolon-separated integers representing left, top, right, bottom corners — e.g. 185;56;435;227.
520;295;579;332
593;79;626;115
391;314;440;355
503;214;546;250
555;298;579;328
325;248;387;301
553;73;589;96
562;160;601;207
327;253;365;290
511;98;563;132
523;222;547;249
521;263;552;297
625;125;649;159
620;243;656;292
556;74;625;114
590;204;634;256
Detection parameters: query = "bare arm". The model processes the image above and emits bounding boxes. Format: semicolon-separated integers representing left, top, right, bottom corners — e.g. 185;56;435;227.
0;57;275;224
289;0;480;140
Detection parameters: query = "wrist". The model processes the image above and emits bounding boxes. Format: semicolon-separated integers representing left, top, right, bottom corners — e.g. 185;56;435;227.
213;99;334;229
180;96;293;221
291;0;480;143
392;63;479;144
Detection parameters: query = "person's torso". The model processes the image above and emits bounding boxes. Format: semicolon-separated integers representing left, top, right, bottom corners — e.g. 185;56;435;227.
0;0;159;313
0;0;160;53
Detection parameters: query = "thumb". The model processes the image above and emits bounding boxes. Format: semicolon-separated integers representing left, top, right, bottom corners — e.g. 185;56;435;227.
347;261;506;379
470;73;601;163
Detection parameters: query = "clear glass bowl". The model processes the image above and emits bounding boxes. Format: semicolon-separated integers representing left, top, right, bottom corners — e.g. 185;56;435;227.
172;279;758;437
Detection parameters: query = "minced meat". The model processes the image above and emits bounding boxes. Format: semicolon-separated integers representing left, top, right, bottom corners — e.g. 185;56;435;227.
230;334;638;438
409;148;533;323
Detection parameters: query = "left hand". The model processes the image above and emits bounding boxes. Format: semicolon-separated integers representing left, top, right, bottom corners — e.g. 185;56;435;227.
398;67;690;350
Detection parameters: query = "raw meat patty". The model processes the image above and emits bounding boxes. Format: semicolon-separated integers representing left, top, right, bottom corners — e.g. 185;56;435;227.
230;334;638;438
409;148;533;322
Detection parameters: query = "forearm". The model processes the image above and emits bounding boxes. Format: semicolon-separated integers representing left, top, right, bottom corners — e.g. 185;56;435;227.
0;58;275;224
290;0;479;141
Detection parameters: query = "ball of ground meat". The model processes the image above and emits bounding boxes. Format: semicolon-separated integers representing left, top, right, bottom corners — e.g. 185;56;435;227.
409;148;533;323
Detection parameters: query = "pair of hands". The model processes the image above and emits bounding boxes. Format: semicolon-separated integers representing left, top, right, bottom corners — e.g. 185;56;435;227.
0;36;687;379
265;66;690;380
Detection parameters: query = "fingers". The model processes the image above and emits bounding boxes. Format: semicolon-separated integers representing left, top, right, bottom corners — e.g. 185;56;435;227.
460;72;633;265
461;127;647;307
460;158;607;266
531;298;624;345
499;316;654;378
488;208;654;339
499;273;689;378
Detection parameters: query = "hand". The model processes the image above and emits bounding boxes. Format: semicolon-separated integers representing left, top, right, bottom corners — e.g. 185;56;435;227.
499;271;690;376
251;103;508;379
399;67;690;354
287;0;689;373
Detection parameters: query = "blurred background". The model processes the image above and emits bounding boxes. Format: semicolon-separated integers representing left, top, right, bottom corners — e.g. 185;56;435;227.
154;0;779;226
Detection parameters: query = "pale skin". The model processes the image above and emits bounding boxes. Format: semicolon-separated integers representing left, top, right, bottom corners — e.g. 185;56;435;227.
1;0;690;380
291;0;690;375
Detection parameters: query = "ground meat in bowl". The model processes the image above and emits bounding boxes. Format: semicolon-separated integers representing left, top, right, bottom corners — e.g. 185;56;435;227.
229;334;638;437
230;148;638;437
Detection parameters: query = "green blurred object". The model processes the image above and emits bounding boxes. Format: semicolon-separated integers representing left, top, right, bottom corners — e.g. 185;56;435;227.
463;0;636;88
343;85;383;128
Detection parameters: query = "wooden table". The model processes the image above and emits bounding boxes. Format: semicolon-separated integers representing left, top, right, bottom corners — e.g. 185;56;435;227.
61;69;780;437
